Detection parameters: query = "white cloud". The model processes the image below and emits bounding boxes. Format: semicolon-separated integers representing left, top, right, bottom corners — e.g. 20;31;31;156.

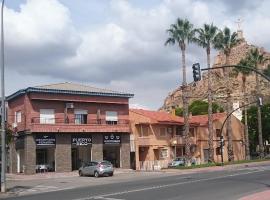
4;0;270;110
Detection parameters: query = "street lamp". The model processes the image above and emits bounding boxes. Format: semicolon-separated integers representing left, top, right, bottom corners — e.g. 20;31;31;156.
1;0;5;193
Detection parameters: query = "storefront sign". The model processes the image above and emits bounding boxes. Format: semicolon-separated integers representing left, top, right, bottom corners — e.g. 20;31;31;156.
103;134;121;144
71;135;92;146
36;134;55;146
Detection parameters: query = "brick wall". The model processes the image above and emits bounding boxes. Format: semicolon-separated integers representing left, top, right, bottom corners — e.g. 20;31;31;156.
24;134;36;174
92;133;103;160
55;134;72;172
121;133;131;168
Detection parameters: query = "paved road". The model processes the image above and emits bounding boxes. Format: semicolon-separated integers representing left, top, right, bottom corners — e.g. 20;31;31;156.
4;165;270;200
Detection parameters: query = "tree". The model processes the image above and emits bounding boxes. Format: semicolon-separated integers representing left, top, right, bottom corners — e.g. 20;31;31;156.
214;27;239;162
234;59;253;160
244;48;268;158
165;18;196;165
194;23;218;162
246;104;270;156
175;100;224;116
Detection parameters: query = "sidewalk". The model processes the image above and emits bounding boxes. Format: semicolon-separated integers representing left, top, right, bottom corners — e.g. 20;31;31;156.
7;168;135;181
239;190;270;200
161;160;270;174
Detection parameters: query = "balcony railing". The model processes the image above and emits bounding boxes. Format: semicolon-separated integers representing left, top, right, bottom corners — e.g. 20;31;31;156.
170;136;196;145
31;117;129;125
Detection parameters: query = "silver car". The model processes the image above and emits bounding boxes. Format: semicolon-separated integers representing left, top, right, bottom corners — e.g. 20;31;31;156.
79;161;114;177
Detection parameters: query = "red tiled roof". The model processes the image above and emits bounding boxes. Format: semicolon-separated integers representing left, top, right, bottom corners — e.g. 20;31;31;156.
130;109;226;126
130;109;199;125
130;109;184;124
190;113;226;126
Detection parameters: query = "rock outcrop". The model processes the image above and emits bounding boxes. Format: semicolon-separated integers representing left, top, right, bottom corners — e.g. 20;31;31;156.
160;32;270;120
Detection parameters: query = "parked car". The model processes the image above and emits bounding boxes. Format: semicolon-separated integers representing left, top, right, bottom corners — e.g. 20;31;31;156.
168;157;185;167
78;161;114;177
168;157;196;168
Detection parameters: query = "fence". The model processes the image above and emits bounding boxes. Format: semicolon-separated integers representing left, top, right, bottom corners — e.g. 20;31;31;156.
139;160;170;171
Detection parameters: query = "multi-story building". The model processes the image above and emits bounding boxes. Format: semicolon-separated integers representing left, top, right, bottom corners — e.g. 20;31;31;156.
7;82;133;174
129;109;245;170
129;109;199;170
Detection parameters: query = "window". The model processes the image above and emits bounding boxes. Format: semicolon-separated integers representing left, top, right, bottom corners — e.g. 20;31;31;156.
15;111;22;123
216;147;221;155
189;128;195;137
139;125;149;137
40;109;55;124
74;109;88;124
216;129;221;138
106;111;118;125
36;149;47;165
159;127;167;137
159;149;168;159
176;126;184;136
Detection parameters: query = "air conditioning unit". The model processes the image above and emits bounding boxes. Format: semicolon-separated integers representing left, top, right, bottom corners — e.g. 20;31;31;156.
66;103;74;109
12;123;17;128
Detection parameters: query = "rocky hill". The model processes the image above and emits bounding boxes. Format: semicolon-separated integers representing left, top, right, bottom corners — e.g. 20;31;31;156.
160;31;270;120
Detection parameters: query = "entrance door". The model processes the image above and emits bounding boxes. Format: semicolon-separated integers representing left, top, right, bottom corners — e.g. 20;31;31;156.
203;149;209;163
176;146;185;157
130;152;135;170
103;146;120;168
72;148;78;170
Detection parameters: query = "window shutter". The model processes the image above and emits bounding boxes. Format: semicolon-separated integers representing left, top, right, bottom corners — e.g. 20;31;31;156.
40;109;55;124
106;111;118;121
74;109;88;115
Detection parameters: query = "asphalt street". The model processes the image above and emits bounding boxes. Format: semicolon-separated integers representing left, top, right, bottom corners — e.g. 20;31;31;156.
4;165;270;200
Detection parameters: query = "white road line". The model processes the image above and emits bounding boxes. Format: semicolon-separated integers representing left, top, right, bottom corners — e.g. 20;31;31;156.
74;168;268;200
93;197;124;200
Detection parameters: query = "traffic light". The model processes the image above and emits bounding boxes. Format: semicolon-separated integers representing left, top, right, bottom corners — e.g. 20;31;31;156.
192;63;201;82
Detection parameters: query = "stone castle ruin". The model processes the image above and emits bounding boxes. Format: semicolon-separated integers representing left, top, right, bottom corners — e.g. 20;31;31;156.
160;30;270;120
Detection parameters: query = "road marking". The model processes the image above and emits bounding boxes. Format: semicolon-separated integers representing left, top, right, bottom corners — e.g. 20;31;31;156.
93;197;124;200
74;168;268;200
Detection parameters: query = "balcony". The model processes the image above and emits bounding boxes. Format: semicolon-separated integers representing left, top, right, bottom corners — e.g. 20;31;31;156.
170;136;196;146
30;117;130;133
136;137;153;146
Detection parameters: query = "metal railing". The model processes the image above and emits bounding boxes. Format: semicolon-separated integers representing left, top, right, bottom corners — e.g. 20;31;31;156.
139;160;170;171
31;117;129;125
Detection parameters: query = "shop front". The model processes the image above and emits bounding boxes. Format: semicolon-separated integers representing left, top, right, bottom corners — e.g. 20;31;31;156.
103;133;121;168
35;134;56;172
71;134;92;170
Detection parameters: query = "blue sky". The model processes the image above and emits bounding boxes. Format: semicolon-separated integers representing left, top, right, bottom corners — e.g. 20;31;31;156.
2;0;270;109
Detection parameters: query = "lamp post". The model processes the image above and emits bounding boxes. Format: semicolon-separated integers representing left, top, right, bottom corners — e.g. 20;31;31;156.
1;0;5;193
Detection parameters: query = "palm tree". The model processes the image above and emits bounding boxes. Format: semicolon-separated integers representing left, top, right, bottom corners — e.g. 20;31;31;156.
165;18;195;165
214;27;239;162
194;23;218;162
234;59;253;160
244;48;268;158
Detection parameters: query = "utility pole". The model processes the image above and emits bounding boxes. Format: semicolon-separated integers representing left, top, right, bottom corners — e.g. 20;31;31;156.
1;0;5;193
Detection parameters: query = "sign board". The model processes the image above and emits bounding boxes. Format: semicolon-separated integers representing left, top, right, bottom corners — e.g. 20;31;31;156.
36;134;56;146
103;134;121;144
71;135;92;146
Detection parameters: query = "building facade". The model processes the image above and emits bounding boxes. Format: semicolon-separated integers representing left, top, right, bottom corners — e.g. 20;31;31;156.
129;109;245;170
8;82;133;174
129;109;199;170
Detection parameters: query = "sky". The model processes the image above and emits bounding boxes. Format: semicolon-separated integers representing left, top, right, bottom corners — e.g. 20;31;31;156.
2;0;270;109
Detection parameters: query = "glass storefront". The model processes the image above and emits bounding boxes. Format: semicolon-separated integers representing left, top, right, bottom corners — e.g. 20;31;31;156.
35;134;56;172
103;133;121;168
71;134;92;170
